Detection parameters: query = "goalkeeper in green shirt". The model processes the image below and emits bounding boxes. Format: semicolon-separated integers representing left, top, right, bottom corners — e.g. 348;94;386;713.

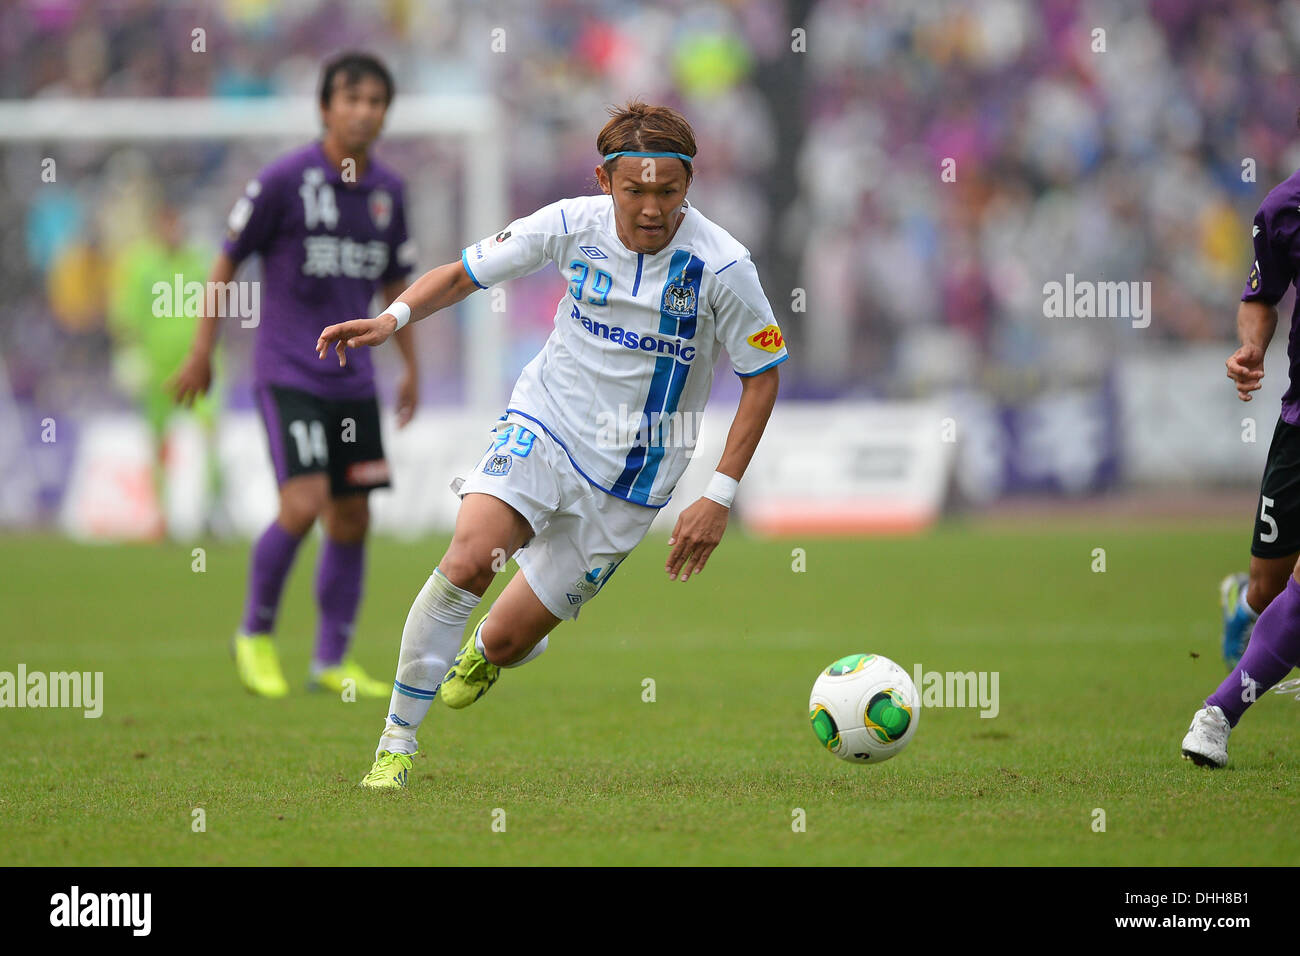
107;200;222;536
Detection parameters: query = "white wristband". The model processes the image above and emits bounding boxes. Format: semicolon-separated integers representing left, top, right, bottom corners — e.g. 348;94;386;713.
384;301;411;331
703;471;739;508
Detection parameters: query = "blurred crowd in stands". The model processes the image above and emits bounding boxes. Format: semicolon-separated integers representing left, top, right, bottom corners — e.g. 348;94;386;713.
2;0;1298;417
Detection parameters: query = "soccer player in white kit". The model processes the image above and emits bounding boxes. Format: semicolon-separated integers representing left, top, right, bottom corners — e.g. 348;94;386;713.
316;102;787;788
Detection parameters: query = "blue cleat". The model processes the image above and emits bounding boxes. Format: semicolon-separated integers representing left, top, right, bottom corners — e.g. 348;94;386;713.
1220;573;1256;670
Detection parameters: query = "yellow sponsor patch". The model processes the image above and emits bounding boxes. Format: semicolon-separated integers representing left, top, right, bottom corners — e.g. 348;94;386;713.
748;325;784;353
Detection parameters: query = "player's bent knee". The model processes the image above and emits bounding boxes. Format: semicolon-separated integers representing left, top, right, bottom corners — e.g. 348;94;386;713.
480;637;514;667
277;477;329;532
479;610;551;666
278;497;326;535
478;621;535;666
438;545;497;596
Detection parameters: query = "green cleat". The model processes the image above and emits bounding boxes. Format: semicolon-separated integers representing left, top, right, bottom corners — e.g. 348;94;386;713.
233;632;289;698
308;656;391;698
440;616;501;709
359;750;416;789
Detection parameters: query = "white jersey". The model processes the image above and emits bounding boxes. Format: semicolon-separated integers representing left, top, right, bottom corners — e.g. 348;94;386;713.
461;194;788;507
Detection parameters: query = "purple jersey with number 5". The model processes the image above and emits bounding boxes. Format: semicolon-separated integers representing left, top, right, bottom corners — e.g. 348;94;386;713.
222;141;415;400
1243;170;1300;423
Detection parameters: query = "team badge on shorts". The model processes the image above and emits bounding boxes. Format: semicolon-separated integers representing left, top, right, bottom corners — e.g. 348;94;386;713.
574;561;619;597
483;454;512;476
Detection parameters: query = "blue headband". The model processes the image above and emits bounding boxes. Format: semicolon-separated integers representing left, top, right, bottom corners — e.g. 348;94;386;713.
603;150;694;164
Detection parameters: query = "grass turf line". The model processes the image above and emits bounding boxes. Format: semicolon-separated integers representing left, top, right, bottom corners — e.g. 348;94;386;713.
0;526;1296;865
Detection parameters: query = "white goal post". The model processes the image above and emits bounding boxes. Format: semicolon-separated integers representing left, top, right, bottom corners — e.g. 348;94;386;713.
0;95;508;410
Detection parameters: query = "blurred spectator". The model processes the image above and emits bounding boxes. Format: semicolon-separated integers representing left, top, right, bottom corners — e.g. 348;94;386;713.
1;0;1298;411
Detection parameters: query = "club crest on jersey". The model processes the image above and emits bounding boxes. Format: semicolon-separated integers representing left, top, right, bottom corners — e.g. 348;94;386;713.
369;189;393;230
483;454;512;476
662;281;697;319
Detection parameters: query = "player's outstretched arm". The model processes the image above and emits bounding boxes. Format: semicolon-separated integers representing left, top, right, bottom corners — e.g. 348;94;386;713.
168;251;237;406
316;260;481;367
1227;300;1278;402
666;366;780;582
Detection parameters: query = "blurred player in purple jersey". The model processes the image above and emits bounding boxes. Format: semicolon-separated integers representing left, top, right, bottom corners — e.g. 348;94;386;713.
170;52;419;698
1183;152;1300;765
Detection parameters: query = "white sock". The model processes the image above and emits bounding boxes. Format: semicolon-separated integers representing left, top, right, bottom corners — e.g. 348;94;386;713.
1240;587;1260;620
377;569;481;757
473;613;550;668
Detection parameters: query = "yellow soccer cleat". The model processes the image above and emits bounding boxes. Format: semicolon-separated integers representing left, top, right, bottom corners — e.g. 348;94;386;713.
359;750;416;789
233;632;290;699
439;617;501;710
309;656;391;699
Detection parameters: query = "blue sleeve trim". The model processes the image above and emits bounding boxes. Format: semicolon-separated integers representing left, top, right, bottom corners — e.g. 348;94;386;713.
560;208;569;235
460;248;487;290
715;259;738;275
735;353;788;378
503;407;667;510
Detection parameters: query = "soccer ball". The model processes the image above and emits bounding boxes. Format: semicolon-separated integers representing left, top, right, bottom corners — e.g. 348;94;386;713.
808;653;920;764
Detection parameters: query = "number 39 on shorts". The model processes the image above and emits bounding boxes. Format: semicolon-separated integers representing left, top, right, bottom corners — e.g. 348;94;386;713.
493;423;536;458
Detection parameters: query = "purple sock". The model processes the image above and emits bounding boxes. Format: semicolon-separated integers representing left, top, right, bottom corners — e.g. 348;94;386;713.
314;537;365;667
241;522;304;636
1207;574;1300;726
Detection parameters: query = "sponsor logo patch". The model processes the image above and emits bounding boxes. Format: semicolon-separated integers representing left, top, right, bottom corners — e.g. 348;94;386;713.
748;324;784;353
579;244;607;260
573;305;697;362
483;454;512;476
1249;260;1261;292
566;593;583;605
345;459;391;486
575;561;618;596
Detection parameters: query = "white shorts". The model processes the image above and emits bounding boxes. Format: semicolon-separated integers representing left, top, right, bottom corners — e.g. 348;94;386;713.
454;413;660;620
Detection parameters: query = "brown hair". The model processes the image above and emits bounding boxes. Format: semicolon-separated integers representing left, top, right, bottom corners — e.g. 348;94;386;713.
597;100;697;181
319;51;394;108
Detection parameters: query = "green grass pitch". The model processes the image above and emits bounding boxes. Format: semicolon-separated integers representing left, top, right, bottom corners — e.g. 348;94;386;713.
1;520;1297;866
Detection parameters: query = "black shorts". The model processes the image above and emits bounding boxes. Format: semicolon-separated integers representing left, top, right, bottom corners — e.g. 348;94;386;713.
1251;416;1300;558
255;384;391;497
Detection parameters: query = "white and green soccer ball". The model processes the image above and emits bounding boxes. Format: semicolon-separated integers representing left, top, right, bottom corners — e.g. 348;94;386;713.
809;653;920;764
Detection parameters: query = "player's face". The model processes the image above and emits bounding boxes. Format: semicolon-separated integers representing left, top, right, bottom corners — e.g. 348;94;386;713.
320;74;389;153
598;158;690;255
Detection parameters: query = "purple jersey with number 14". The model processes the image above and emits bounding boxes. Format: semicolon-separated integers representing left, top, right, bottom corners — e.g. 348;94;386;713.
222;141;415;400
1243;168;1300;423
